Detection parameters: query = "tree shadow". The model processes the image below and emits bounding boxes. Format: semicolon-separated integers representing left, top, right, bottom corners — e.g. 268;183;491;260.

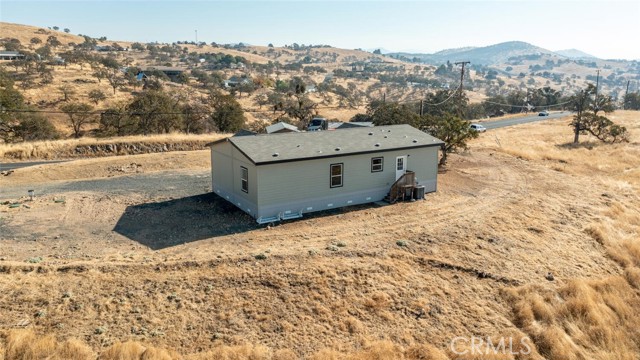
556;141;601;150
113;193;259;250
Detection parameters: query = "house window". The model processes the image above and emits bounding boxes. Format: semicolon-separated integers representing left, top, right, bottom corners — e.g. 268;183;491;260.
330;163;343;188
241;166;248;193
396;157;404;171
371;157;383;172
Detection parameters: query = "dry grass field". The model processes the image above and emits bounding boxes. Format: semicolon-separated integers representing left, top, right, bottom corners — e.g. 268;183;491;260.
0;133;227;160
1;111;639;359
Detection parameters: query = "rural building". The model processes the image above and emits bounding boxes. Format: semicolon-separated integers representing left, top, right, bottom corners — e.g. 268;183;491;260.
336;121;374;129
0;51;25;61
142;66;184;82
266;122;300;134
208;124;444;223
223;76;251;88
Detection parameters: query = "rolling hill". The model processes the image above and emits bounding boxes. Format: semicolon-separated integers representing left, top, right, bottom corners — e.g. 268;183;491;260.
554;48;598;60
389;41;557;65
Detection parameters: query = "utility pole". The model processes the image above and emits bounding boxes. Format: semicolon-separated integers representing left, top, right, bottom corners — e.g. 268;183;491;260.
624;80;630;110
383;92;386;104
454;61;470;94
453;61;470;118
195;30;198;43
420;100;424;116
594;69;600;112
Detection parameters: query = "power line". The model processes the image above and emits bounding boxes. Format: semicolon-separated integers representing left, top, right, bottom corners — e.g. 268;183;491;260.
0;104;353;116
481;99;573;109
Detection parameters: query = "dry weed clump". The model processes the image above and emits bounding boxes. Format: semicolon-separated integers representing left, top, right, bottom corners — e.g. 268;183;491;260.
1;330;93;360
506;276;640;359
0;331;469;360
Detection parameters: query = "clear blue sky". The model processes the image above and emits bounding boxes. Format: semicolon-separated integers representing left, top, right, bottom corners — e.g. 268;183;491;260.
1;0;639;59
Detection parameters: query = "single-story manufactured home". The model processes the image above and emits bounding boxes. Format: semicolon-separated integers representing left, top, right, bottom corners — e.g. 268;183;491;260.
208;124;444;223
0;51;25;61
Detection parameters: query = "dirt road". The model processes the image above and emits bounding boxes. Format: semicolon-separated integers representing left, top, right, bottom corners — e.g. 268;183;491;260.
1;169;210;200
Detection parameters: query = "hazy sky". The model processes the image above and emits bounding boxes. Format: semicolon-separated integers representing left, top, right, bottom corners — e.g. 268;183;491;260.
1;0;639;59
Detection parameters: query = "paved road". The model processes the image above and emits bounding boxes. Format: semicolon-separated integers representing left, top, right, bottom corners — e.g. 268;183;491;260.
0;160;68;172
481;111;571;130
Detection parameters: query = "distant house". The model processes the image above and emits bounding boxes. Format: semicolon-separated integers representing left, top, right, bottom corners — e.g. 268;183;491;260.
94;45;128;52
336;122;374;129
351;62;365;72
223;76;251;88
266;122;300;134
143;66;185;82
0;51;25;61
305;85;317;93
208;125;444;223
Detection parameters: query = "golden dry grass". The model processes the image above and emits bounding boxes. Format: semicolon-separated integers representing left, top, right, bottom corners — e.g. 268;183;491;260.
0;22;85;47
0;332;469;360
0;133;227;160
482;111;640;360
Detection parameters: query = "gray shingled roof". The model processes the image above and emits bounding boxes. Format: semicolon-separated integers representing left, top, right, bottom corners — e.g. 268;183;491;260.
265;122;300;134
224;124;443;165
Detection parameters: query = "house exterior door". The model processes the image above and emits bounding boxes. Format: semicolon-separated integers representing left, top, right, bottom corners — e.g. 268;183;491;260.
395;156;407;180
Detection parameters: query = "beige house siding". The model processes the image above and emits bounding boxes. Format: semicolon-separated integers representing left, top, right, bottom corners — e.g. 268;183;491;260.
255;146;439;219
211;141;258;216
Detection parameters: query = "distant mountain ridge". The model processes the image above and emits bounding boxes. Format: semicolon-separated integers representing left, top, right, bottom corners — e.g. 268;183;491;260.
387;41;598;65
554;48;598;60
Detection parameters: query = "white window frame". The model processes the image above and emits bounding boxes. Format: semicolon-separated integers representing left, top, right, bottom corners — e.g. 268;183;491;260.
330;163;343;188
241;166;248;193
371;157;384;172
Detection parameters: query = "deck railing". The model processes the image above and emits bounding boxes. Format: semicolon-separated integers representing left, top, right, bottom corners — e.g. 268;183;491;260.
388;170;416;203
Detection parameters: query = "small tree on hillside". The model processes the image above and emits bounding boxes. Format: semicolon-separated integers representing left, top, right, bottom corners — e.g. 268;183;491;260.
209;92;246;133
64;28;70;33
419;114;478;165
181;102;211;134
131;42;145;51
15;113;59;141
570;84;628;143
58;84;76;102
623;93;640;110
30;37;42;46
127;90;182;134
106;68;125;94
99;101;136;136
370;103;420;127
60;102;95;138
46;35;61;48
88;89;107;105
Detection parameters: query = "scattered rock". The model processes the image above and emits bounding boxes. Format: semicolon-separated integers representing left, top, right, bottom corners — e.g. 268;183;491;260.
546;272;555;281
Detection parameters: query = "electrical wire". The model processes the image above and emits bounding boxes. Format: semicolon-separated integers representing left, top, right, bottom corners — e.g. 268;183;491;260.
481;99;573;108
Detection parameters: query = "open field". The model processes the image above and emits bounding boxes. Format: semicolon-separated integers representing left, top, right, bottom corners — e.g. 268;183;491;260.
1;111;639;359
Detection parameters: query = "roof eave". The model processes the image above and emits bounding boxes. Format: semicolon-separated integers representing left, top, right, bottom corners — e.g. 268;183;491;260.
253;142;444;166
